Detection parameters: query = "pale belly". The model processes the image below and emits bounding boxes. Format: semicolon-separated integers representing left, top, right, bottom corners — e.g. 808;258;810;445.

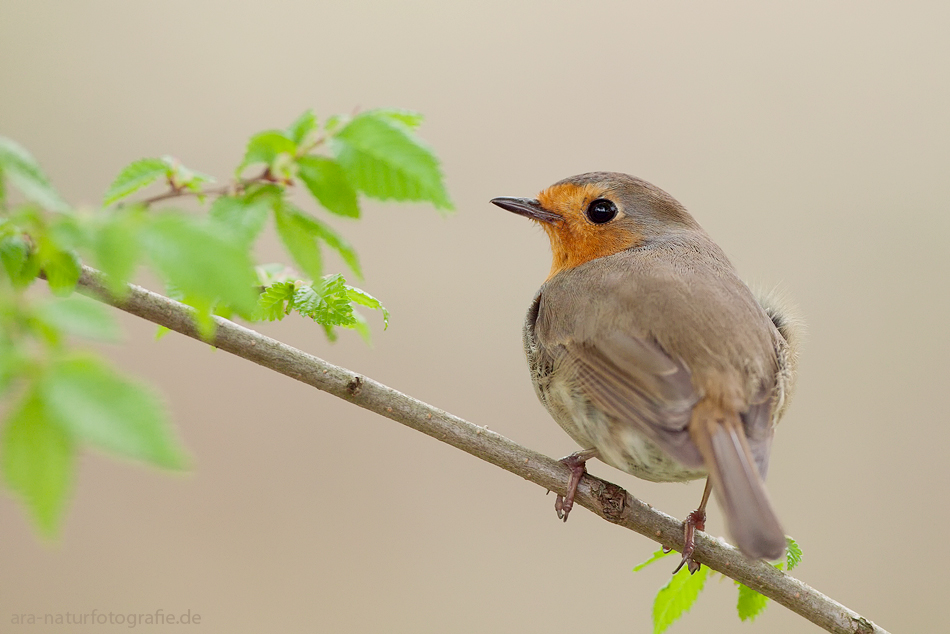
540;378;707;484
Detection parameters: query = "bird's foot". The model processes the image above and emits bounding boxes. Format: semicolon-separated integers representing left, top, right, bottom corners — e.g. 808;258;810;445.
673;508;706;574
554;449;597;522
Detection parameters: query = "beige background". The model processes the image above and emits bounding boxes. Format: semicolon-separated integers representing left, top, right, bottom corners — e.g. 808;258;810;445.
2;1;949;632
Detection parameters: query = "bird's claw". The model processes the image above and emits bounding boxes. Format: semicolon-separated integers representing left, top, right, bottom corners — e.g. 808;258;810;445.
673;508;707;574
554;450;595;522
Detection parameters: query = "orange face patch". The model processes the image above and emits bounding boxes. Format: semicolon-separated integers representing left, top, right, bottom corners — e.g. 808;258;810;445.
536;182;643;279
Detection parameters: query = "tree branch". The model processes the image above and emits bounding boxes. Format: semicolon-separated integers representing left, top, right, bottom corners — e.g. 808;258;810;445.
72;265;888;634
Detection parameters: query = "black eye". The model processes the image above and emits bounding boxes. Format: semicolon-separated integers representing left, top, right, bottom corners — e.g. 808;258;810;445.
586;198;617;224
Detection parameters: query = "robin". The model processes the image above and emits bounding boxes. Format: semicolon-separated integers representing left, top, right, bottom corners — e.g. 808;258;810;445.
492;172;801;571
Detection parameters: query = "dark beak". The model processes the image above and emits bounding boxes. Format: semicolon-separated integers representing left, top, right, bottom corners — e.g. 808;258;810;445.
490;197;561;224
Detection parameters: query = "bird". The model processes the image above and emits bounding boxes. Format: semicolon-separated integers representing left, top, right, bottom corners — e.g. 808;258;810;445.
491;172;801;572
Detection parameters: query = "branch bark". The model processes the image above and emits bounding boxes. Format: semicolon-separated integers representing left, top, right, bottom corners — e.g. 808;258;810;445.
73;266;888;634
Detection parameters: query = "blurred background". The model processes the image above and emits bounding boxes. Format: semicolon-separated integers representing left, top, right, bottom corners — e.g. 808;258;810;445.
2;1;948;632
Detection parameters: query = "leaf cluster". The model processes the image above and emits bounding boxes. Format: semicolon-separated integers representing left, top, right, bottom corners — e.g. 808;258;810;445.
0;108;451;536
633;536;803;632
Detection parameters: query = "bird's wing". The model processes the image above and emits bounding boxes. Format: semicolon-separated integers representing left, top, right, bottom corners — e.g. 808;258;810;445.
555;331;703;468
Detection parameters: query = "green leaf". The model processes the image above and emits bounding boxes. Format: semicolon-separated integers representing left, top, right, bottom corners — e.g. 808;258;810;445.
0;335;27;395
41;355;185;469
736;583;769;621
0;233;35;287
373;108;424;129
294;212;361;279
652;564;708;634
209;192;271;246
346;285;388;328
288;109;319;145
103;158;169;206
292;274;354;327
162;156;213;194
349;310;372;344
331;111;453;210
35;295;119;342
274;203;322;282
141;213;259;319
90;208;143;297
633;548;673;572
297;155;360;218
255;261;298;286
0;164;7;209
0;136;68;212
786;536;802;571
258;281;296;321
38;241;81;296
2;389;74;537
237;130;296;176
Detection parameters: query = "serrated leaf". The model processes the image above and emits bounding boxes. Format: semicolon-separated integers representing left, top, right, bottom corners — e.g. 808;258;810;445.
209;193;271;246
297;155;360;219
0;137;68;212
41;355;185;469
736;583;770;621
288;109;319;145
294;212;361;279
346;285;388;328
274;203;322;282
141;213;259;320
103;158;169;206
35;296;119;342
652;564;708;634
786;536;802;571
258;281;296;321
292;274;354;327
237;130;296;176
633;548;673;572
2;389;74;537
331;112;453;210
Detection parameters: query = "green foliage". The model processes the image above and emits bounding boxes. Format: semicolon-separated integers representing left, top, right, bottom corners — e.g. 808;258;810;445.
785;535;802;570
331;110;453;210
103;158;169;205
633;548;672;572
0;137;68;212
297;155;360;218
0;108;447;537
142;212;260;324
34;295;119;342
274;202;324;282
42;355;185;469
2;391;74;536
652;565;708;634
736;582;770;622
287;109;318;146
634;536;805;630
237;130;296;178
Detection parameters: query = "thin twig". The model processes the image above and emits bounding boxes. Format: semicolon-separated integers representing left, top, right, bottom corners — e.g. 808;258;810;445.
137;169;275;207
71;265;889;634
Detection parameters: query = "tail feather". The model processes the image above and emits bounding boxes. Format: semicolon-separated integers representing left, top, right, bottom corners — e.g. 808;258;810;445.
690;403;785;560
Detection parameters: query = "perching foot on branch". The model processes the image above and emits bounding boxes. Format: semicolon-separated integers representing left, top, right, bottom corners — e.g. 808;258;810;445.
673;478;713;574
554;449;599;521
